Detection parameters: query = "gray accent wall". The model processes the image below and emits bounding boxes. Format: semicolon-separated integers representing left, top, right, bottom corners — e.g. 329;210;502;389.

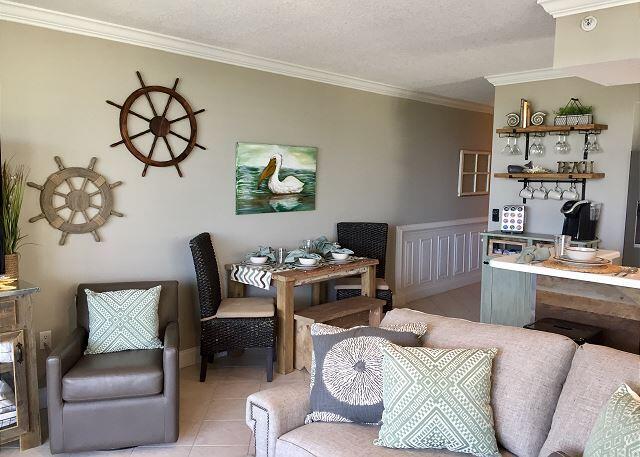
489;78;640;254
0;22;492;358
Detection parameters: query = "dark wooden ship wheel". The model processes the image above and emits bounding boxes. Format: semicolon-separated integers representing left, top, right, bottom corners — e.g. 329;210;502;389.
107;71;206;177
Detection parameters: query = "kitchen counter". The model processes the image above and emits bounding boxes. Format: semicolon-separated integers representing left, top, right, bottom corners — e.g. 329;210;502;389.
489;250;639;289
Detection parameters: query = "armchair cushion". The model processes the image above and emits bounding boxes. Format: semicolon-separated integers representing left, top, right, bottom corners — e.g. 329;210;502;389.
62;349;163;402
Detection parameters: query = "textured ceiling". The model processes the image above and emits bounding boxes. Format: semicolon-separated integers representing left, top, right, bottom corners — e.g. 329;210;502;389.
12;0;556;106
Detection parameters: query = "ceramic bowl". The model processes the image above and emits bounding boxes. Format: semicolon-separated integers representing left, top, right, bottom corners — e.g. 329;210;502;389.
565;247;597;261
250;256;268;265
299;257;318;266
331;252;349;260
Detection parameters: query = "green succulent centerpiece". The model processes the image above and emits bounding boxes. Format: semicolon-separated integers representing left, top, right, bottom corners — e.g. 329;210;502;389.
554;98;594;126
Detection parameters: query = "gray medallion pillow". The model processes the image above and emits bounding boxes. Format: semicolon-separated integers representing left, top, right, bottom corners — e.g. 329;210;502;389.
306;322;428;424
85;286;163;355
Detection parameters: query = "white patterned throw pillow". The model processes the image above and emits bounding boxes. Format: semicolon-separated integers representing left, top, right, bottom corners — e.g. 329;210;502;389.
375;343;499;457
84;286;163;355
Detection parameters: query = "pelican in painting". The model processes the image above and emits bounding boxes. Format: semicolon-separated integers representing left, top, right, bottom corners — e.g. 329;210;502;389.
257;153;304;194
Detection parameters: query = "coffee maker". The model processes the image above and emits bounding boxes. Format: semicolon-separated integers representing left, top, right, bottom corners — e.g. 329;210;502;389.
561;200;598;241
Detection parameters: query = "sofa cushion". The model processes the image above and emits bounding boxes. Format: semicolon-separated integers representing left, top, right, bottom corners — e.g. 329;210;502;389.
538;344;640;457
381;309;577;457
62;349;163;402
277;423;516;457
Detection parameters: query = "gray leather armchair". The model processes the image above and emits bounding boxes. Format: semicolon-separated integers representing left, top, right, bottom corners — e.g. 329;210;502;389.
46;281;179;454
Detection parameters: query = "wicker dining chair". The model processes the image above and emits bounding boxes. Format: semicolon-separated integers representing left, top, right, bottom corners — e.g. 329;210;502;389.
334;222;393;311
189;233;276;382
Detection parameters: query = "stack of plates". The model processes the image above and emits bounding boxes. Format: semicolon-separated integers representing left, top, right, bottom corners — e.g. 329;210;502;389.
553;256;611;268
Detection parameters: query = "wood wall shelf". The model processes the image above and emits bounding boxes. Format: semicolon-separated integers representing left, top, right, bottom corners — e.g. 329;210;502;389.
496;124;607;134
494;172;605;180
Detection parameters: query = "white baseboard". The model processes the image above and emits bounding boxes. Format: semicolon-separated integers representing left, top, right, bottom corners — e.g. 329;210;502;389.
180;346;199;368
395;217;487;307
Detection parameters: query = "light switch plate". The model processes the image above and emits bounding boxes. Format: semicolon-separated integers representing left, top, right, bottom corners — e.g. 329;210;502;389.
40;330;52;350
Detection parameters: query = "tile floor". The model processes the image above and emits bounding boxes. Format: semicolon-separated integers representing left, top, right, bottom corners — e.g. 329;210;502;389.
0;283;480;457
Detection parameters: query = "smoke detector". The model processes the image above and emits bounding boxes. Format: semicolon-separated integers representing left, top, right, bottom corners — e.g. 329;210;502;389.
581;15;597;32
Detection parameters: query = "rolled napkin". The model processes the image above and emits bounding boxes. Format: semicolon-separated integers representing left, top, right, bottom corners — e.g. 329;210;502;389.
516;246;551;264
245;246;276;262
330;247;354;255
310;236;335;255
285;249;323;263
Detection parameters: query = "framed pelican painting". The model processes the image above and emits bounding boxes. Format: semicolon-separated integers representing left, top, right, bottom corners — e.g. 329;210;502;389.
235;142;317;215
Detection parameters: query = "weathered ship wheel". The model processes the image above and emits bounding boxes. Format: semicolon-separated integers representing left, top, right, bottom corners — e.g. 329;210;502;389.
27;157;123;245
107;71;206;177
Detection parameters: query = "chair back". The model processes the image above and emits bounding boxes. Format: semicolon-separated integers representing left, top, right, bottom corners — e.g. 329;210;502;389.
76;280;179;338
189;233;223;319
337;222;388;278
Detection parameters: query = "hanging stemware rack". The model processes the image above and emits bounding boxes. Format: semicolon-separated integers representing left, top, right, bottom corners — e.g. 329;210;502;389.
496;123;607;160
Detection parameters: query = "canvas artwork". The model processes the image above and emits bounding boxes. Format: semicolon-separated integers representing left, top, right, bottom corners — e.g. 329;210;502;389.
236;142;317;215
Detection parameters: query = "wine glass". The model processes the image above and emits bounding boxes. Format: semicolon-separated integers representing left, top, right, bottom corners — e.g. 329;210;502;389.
511;138;522;155
529;137;545;157
502;137;513;155
555;135;570;154
586;133;600;154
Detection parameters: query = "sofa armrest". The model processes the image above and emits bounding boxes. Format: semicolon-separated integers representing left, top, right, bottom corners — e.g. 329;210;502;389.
246;384;310;457
162;321;179;442
46;327;86;454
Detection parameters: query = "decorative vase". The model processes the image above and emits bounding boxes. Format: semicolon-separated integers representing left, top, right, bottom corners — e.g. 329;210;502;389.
4;253;19;279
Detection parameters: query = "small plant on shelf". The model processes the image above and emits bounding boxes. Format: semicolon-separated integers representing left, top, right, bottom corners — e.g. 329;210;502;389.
554;98;593;126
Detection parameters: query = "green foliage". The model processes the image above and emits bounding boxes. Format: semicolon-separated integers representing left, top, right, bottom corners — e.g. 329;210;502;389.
554;104;593;116
2;160;28;254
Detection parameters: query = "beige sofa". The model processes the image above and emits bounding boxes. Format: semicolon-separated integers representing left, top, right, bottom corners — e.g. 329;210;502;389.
245;309;640;457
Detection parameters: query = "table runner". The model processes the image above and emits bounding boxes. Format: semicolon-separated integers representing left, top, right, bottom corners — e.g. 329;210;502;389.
230;257;366;290
230;263;295;290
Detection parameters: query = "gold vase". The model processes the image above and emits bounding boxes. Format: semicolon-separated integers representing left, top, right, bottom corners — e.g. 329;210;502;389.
4;253;19;280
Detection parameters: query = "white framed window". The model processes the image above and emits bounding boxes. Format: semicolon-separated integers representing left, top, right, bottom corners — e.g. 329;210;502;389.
458;150;491;197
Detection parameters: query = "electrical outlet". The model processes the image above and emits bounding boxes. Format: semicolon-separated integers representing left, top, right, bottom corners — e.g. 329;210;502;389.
40;330;51;350
492;208;500;222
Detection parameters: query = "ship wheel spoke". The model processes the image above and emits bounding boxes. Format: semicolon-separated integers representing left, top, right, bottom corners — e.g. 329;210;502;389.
88;190;101;198
106;100;151;122
54;204;69;212
142;135;160;177
136;71;158;117
89;203;102;210
110;129;151;147
53;191;67;198
169;130;206;150
162;136;183;177
67;210;78;224
161;78;179;118
169;108;204;124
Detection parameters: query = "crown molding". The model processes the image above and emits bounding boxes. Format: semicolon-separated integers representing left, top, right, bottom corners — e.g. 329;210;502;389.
537;0;640;18
485;67;573;86
0;1;493;114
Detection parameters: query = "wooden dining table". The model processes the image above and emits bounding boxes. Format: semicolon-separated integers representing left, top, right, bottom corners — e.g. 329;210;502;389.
225;257;379;374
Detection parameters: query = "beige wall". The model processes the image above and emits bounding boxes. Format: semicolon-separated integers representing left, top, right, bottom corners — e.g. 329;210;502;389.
0;22;492;366
489;78;640;253
554;3;640;68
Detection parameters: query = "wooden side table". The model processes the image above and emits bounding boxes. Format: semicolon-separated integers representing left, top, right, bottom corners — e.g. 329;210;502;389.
0;281;41;450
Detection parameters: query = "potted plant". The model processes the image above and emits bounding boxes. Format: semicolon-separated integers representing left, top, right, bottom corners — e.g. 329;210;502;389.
554;98;593;126
2;160;28;279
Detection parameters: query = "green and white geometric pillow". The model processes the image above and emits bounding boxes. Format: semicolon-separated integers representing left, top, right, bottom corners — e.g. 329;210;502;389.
84;286;163;355
375;343;500;457
583;384;640;457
